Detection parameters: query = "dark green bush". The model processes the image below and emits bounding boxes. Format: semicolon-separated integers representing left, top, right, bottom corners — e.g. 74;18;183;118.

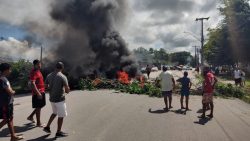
215;82;245;98
8;60;33;94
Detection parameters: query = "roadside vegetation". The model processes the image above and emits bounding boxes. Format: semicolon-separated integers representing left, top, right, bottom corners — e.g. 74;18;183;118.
9;60;33;94
195;74;250;103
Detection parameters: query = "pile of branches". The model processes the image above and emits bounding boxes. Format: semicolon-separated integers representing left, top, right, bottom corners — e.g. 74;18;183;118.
78;78;162;97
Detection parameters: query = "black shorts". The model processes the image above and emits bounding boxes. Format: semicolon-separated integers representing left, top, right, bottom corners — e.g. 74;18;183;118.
0;104;13;120
235;78;242;84
162;91;172;97
32;93;46;108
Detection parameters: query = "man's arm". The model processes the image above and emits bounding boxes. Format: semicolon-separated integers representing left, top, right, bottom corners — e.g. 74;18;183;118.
189;80;192;89
213;77;218;88
44;76;49;89
176;78;181;83
30;72;42;97
1;80;15;96
63;76;70;94
5;85;15;96
172;77;176;90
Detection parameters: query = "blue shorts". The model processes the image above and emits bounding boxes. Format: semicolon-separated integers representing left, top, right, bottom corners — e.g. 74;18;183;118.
162;91;172;97
181;91;190;96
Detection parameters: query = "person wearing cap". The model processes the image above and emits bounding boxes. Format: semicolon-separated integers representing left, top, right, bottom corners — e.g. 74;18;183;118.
199;67;217;119
43;62;70;137
27;60;46;127
158;66;175;111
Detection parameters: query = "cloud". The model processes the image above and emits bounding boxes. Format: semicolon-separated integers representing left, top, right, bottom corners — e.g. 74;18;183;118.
0;37;40;61
121;0;221;54
134;0;196;13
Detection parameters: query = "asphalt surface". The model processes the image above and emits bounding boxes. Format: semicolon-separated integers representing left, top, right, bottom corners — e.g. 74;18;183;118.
1;71;250;141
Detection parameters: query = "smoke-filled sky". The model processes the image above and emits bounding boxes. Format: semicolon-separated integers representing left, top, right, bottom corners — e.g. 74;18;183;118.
0;0;221;57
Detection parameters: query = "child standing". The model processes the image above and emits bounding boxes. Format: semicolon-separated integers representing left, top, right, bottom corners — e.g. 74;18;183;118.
177;71;192;110
0;63;23;141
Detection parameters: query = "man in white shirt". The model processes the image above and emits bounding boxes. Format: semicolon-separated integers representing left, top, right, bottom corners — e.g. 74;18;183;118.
158;66;175;111
234;68;242;86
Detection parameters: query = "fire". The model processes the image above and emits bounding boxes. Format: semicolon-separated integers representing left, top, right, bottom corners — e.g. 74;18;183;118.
117;70;130;84
139;75;145;88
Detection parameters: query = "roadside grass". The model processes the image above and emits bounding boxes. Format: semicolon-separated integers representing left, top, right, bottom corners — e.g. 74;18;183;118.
195;74;250;104
242;80;250;103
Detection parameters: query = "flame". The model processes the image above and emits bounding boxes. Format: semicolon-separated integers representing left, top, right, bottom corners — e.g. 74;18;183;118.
117;71;130;84
138;75;145;88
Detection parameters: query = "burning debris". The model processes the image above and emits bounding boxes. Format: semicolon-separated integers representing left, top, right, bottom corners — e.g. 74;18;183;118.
117;68;130;85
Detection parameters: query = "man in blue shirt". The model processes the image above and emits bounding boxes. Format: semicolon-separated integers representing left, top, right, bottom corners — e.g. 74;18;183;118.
177;71;192;110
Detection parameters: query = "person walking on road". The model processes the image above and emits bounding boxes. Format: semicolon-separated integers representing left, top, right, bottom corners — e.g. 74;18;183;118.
146;65;151;79
0;63;23;141
43;62;70;137
177;71;192;111
158;66;175;111
234;68;242;87
27;60;46;127
199;67;217;119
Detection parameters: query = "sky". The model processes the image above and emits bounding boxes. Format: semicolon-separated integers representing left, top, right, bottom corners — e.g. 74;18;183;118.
121;0;221;54
0;22;27;40
0;0;221;55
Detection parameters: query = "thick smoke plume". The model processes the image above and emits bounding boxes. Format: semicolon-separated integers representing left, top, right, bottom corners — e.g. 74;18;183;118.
0;0;137;78
49;0;137;78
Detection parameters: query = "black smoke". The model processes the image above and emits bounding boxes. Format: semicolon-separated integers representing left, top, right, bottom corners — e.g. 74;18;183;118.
45;0;137;78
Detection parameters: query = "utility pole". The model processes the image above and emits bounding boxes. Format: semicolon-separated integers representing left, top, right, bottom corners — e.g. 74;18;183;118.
193;45;199;67
195;17;209;72
40;45;43;65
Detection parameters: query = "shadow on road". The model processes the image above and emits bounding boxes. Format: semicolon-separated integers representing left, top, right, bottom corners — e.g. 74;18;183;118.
194;117;212;125
148;108;167;114
197;109;203;113
172;109;187;115
26;134;57;141
0;123;35;137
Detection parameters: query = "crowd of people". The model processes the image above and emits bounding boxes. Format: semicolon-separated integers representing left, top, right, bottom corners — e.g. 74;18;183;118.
0;60;70;141
0;60;228;141
158;66;217;118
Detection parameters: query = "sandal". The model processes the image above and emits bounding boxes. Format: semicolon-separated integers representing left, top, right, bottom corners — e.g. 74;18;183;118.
198;115;206;119
27;117;35;123
11;135;24;141
36;124;45;128
207;114;214;118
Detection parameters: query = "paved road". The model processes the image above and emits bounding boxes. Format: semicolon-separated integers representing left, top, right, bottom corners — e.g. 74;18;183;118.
1;91;250;141
1;71;250;141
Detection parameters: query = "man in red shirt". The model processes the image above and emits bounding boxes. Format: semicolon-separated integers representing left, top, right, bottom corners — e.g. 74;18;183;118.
27;60;46;127
199;67;217;119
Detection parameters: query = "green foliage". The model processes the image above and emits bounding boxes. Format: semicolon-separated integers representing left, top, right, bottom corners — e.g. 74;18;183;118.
215;83;245;98
9;60;33;93
133;47;170;65
169;51;193;65
78;78;162;98
78;78;96;91
204;0;250;65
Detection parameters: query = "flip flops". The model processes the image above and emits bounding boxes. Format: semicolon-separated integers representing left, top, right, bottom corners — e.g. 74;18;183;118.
11;135;24;141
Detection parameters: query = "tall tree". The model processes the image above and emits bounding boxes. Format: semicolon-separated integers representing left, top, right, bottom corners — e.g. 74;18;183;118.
204;0;250;65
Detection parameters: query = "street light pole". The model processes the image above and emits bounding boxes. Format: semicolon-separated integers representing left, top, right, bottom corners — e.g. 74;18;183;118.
40;45;43;65
195;17;209;72
193;45;199;67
